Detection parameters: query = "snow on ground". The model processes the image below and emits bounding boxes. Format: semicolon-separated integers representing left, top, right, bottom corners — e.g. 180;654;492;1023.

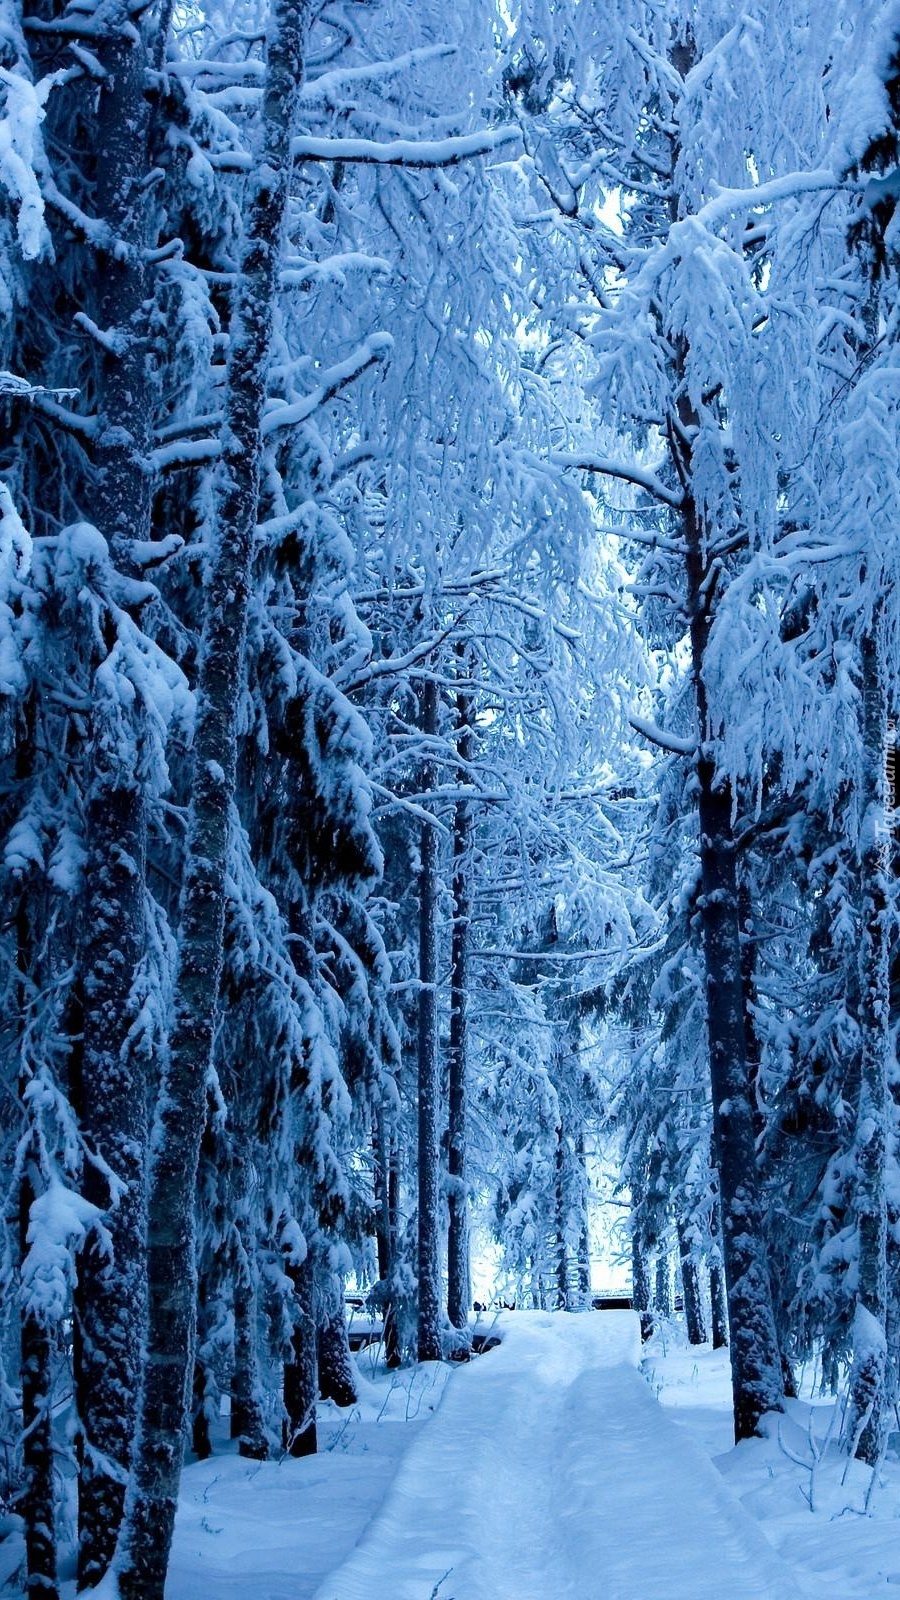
644;1319;900;1598
164;1357;453;1600
0;1356;453;1598
7;1311;900;1597
315;1310;799;1600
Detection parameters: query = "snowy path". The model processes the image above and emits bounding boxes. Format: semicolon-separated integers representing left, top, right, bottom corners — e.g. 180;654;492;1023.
314;1311;801;1600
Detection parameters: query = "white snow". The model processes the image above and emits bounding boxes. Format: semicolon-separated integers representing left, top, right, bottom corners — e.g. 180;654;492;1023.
164;1361;453;1600
645;1321;900;1597
315;1311;799;1600
13;1313;900;1598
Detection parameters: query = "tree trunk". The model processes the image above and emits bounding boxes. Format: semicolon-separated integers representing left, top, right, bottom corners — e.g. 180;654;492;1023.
676;1216;708;1345
190;1356;212;1462
318;1282;359;1408
555;1124;570;1310
710;1263;729;1350
447;682;473;1332
576;1128;591;1307
677;380;783;1436
654;1249;672;1319
417;674;443;1362
19;1159;59;1600
15;880;58;1600
76;780;148;1589
632;1232;653;1339
231;1219;269;1460
373;1106;401;1368
630;1162;654;1340
75;8;165;1581
283;1252;318;1457
114;3;314;1592
692;746;784;1436
708;1196;729;1350
847;609;890;1465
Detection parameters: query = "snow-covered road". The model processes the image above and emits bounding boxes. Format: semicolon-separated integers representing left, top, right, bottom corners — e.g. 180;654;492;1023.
314;1311;801;1600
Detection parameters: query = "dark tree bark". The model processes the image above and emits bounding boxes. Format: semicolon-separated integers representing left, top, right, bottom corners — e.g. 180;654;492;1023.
847;609;889;1465
15;875;58;1600
283;1252;318;1457
576;1130;591;1307
630;1164;654;1340
676;1217;708;1346
555;1124;570;1309
637;35;786;1445
632;1237;653;1340
690;729;784;1433
74;6;169;1581
114;3;315;1592
231;1214;269;1460
686;487;784;1430
373;1106;401;1368
710;1263;729;1350
19;1162;59;1600
318;1284;359;1408
190;1355;213;1462
708;1198;729;1350
447;682;473;1333
417;673;443;1362
76;780;148;1589
654;1249;672;1319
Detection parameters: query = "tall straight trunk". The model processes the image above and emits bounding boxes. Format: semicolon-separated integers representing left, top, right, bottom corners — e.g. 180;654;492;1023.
76;781;147;1588
676;1217;708;1345
114;3;314;1592
283;1251;318;1456
74;7;169;1582
629;1162;654;1339
230;1218;268;1460
631;1237;653;1338
555;1124;570;1309
684;468;784;1435
691;744;783;1434
190;1273;213;1461
710;1263;729;1349
847;609;890;1465
576;1130;591;1306
643;36;784;1442
14;758;57;1598
447;682;473;1332
373;1107;401;1368
708;1196;729;1349
654;1249;672;1318
417;673;443;1362
886;707;900;1418
318;1277;359;1408
19;1160;58;1600
228;1113;267;1459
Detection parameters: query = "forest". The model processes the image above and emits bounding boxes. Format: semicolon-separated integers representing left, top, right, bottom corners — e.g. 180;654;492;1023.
1;0;900;1594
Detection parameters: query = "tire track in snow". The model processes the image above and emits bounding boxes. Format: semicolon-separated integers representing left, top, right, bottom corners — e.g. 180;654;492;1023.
313;1311;801;1600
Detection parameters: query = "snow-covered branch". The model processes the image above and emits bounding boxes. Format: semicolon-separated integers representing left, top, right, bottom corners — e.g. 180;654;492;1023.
290;126;521;168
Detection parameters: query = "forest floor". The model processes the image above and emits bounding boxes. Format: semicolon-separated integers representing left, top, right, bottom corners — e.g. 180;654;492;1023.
6;1310;900;1597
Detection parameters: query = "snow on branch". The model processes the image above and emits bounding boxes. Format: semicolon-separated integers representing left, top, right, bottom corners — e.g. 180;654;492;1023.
290;126;521;169
261;333;392;436
155;337;392;467
301;44;456;103
697;170;845;231
629;714;697;756
552;451;684;509
20;1178;103;1325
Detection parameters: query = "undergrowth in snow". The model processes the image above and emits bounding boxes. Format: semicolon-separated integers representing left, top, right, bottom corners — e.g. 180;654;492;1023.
645;1318;900;1597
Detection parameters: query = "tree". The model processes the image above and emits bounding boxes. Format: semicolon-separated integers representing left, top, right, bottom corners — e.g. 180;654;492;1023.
114;2;319;1591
